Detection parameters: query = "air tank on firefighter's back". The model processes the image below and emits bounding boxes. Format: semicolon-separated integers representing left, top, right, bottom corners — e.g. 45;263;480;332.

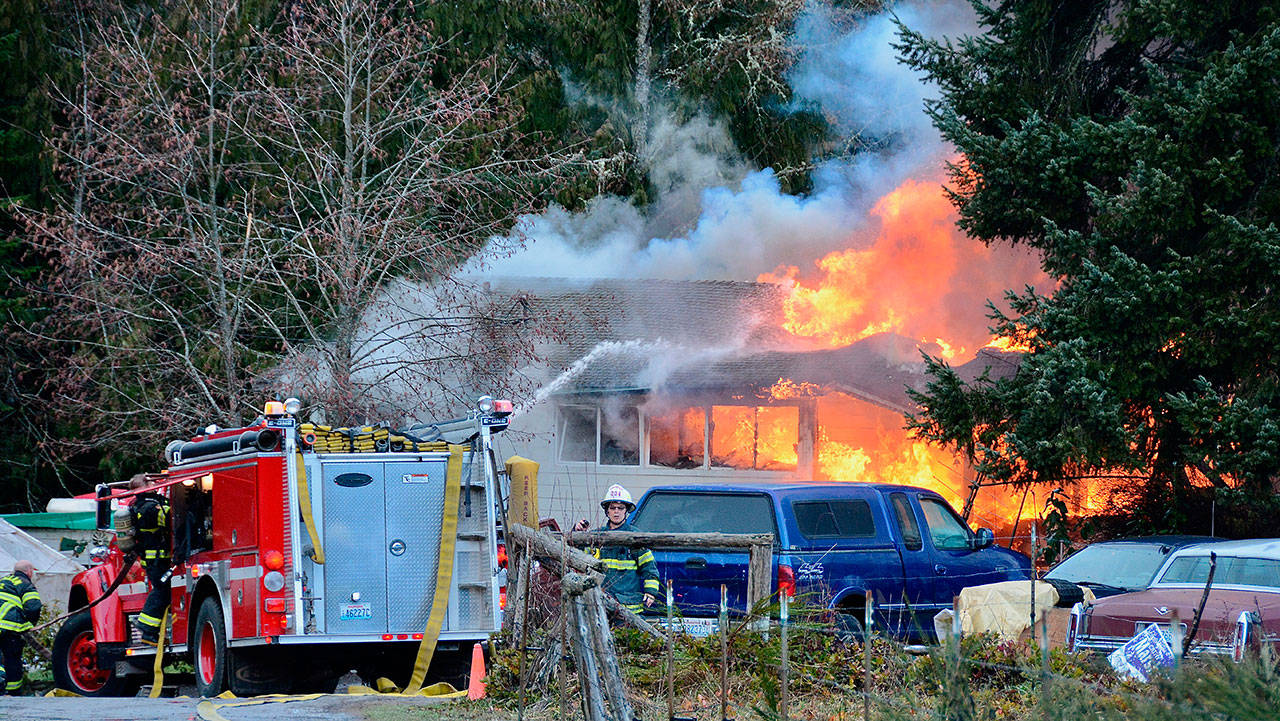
112;505;136;552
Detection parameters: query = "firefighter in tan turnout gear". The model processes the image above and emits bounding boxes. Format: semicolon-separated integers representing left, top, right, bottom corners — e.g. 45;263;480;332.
0;560;41;695
575;484;659;612
129;474;172;645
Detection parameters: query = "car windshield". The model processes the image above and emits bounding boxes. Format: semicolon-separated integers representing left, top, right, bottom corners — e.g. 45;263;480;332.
1045;543;1173;590
1157;555;1280;589
632;492;776;536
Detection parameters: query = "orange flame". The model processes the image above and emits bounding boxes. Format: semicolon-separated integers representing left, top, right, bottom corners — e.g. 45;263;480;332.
759;176;1049;361
984;334;1034;353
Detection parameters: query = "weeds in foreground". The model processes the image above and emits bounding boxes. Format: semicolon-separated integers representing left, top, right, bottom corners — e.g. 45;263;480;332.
482;614;1280;721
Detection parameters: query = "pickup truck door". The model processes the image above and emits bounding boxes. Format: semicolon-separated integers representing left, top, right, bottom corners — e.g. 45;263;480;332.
917;494;1007;603
885;491;947;634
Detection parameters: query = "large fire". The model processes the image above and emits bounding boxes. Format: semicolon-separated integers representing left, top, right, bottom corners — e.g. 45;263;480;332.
759;177;1047;360
759;383;1027;532
746;174;1120;536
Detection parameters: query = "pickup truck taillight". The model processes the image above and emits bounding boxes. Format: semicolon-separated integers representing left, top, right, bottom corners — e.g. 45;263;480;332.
777;564;796;598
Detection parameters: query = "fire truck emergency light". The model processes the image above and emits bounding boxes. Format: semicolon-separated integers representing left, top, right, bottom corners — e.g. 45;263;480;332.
263;400;286;416
201;474;213;492
477;395;513;416
284;397;302;414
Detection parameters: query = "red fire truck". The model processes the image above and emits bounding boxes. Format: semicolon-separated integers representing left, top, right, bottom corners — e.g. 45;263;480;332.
51;397;512;696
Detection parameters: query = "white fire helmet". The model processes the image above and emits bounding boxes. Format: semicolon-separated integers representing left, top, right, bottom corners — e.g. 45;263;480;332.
600;484;635;512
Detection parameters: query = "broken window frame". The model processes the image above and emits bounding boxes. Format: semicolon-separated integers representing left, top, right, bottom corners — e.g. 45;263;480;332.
558;400;803;473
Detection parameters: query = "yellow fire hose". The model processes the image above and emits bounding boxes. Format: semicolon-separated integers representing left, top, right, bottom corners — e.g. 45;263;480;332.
294;452;325;564
404;443;466;693
149;609;170;698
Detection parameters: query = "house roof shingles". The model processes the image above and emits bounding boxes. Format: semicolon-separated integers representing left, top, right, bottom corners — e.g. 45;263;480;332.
488;277;1020;411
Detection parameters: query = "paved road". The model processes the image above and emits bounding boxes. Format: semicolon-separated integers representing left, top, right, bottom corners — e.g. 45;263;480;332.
0;692;457;721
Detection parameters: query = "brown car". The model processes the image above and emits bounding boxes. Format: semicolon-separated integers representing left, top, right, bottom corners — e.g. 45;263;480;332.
1067;539;1280;660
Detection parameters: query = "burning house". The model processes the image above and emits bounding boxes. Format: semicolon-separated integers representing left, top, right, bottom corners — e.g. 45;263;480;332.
492;277;1033;537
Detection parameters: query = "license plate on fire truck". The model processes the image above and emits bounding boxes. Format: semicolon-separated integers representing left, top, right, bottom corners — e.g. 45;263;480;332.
656;617;719;638
340;603;373;620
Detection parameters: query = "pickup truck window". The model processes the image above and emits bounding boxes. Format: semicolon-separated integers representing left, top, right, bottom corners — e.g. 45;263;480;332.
633;492;776;536
919;497;971;551
793;500;876;539
889;493;922;551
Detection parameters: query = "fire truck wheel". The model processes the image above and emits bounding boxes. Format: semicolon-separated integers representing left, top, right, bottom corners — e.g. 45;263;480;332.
51;612;137;697
193;597;229;696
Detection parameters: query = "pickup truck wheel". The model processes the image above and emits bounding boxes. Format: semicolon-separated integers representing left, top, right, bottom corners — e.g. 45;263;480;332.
836;611;866;643
193;597;229;697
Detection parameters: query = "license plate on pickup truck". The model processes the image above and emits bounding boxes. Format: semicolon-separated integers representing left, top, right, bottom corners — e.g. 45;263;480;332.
340;603;373;620
656;617;720;638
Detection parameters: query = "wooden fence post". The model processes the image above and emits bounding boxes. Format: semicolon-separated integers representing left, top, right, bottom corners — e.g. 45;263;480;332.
569;595;608;721
585;588;635;721
747;542;771;632
518;538;533;721
559;533;570;721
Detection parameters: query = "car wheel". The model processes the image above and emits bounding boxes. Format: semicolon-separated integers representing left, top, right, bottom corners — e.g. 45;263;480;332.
52;612;138;697
193;597;229;697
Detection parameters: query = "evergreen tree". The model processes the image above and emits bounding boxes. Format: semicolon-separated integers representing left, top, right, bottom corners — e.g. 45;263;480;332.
899;1;1280;533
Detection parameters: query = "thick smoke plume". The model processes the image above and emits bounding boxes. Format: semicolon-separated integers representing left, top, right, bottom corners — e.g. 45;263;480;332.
469;0;1000;286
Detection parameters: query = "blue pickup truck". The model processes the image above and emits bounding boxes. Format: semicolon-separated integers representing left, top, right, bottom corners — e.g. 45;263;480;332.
629;482;1031;638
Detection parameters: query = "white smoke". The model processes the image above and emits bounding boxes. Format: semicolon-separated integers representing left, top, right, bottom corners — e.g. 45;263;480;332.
468;0;979;281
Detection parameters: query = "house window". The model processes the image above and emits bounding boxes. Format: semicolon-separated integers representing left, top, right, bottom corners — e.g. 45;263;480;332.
559;401;799;472
648;407;706;468
600;406;639;466
710;405;798;471
557;406;597;462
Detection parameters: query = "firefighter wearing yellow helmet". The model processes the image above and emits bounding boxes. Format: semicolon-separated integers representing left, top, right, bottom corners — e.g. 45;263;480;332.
574;484;659;612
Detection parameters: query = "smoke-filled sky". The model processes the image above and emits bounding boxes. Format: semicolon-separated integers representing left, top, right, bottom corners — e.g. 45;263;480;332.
467;0;1036;286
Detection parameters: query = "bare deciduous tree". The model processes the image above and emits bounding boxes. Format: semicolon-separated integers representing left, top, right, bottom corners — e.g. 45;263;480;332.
241;0;580;424
22;0;272;453
22;0;581;456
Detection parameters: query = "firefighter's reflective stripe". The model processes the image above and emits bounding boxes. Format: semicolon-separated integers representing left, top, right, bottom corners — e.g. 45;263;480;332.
638;550;659;593
0;574;40;633
295;453;325;564
600;558;638;570
136;612;164;630
404;444;467;695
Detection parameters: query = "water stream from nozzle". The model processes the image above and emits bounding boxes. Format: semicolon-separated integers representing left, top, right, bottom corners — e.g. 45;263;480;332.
515;338;670;417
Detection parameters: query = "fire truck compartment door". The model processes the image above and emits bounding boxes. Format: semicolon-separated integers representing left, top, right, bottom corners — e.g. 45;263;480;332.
321;462;388;634
384;461;450;631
